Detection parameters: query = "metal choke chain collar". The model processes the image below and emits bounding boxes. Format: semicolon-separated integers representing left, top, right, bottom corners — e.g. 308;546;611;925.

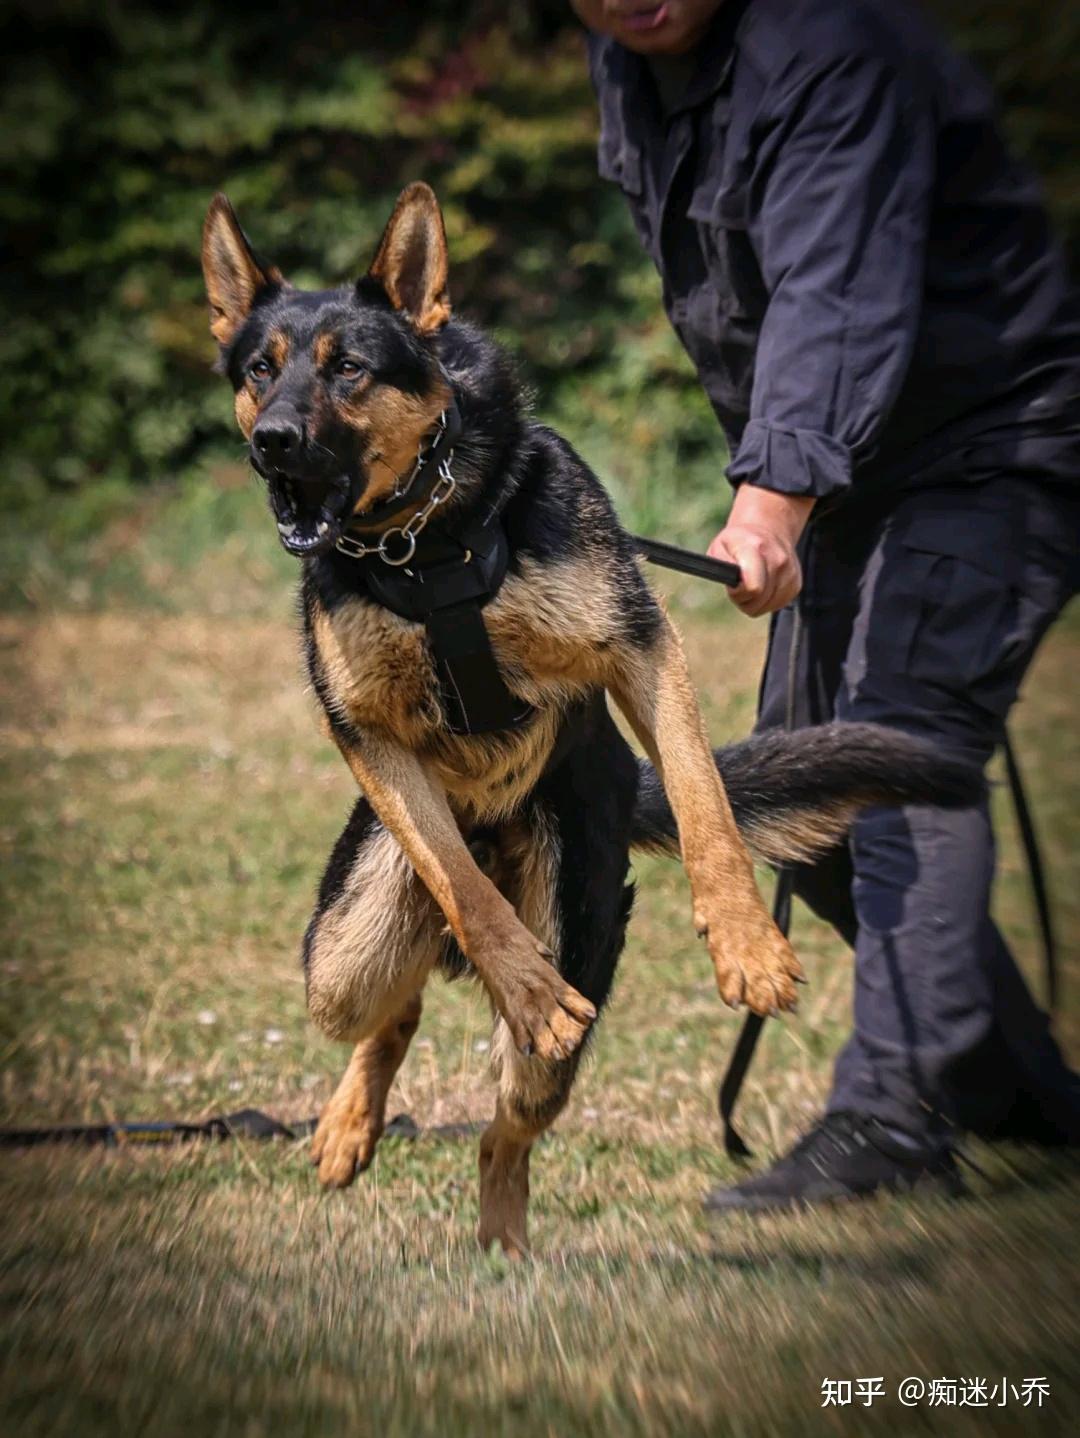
335;411;456;567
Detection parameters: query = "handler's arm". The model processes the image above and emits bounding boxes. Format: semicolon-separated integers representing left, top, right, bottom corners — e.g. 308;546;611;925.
711;51;935;614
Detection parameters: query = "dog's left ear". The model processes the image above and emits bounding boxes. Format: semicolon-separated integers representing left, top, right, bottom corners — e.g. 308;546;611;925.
201;194;283;346
367;182;451;335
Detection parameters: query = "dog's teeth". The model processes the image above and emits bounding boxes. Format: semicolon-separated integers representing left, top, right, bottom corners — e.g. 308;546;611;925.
317;521;328;536
278;522;296;538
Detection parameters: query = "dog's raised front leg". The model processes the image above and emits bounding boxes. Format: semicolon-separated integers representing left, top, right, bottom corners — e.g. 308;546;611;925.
609;616;803;1014
333;729;597;1060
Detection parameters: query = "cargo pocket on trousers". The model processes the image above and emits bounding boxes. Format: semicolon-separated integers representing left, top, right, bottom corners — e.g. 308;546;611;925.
898;522;1024;717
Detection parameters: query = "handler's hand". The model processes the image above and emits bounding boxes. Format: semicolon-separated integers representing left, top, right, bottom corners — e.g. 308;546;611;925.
708;487;816;618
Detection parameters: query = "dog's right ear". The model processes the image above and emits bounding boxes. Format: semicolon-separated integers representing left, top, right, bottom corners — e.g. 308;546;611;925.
201;194;283;346
367;182;451;335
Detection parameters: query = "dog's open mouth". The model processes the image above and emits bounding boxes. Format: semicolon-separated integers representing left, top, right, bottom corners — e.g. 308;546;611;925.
266;472;361;558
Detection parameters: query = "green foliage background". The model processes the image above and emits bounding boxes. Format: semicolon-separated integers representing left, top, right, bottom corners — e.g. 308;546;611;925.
2;0;1078;565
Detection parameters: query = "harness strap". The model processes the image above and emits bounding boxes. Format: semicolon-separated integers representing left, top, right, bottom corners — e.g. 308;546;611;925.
427;601;531;735
356;504;532;736
334;395;533;737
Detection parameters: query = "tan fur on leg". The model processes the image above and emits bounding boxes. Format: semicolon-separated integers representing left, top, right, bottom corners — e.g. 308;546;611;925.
328;728;596;1059
477;811;575;1257
305;822;442;1043
480;1012;578;1257
478;1102;536;1259
610;614;803;1014
311;992;423;1189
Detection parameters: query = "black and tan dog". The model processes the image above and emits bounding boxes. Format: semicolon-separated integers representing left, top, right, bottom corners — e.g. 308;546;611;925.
201;183;980;1255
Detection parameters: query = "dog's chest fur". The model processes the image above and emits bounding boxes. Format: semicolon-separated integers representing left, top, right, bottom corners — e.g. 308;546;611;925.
308;552;628;820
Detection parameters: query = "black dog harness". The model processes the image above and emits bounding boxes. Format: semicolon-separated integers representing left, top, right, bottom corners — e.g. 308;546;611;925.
335;400;533;736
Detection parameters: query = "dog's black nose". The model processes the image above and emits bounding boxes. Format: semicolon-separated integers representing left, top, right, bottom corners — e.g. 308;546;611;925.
252;418;303;465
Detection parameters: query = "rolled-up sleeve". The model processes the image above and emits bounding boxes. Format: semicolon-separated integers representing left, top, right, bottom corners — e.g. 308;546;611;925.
726;54;935;498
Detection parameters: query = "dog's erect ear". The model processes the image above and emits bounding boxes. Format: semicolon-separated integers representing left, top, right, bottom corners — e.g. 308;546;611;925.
367;182;451;335
201;194;283;346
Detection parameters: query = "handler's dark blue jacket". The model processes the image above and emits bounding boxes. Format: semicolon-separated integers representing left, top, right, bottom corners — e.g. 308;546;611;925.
588;0;1080;502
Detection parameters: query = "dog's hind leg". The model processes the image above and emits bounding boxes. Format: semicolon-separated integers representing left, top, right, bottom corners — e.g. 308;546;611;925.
478;1061;571;1260
478;806;572;1257
303;798;443;1044
304;797;442;1188
479;704;637;1256
310;992;423;1188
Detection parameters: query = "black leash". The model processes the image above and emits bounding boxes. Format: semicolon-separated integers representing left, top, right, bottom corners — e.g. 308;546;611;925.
0;1108;307;1149
633;535;741;589
0;1110;422;1150
1003;730;1058;1010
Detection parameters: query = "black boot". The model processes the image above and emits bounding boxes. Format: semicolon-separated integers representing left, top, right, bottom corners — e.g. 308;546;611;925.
703;1112;965;1214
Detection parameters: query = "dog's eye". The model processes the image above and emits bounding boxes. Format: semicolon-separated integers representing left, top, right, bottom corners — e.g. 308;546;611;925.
249;360;272;381
336;359;364;380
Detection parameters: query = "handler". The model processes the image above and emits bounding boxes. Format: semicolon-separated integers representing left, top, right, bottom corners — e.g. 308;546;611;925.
573;0;1080;1210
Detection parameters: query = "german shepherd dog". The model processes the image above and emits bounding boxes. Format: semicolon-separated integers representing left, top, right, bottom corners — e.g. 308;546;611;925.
201;183;980;1255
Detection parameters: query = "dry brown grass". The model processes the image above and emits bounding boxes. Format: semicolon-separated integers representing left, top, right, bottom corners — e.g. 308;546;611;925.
1;557;1078;1436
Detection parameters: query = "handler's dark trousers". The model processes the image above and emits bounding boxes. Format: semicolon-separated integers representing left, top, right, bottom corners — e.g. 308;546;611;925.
757;476;1080;1144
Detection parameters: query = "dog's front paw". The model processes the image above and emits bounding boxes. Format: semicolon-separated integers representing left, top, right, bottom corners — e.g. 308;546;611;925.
697;906;805;1015
479;925;596;1062
310;1102;381;1189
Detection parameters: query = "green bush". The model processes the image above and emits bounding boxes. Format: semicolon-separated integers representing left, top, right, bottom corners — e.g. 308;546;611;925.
0;2;713;535
2;0;1076;553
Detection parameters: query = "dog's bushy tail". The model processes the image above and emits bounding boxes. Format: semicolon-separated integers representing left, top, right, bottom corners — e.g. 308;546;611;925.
632;722;984;864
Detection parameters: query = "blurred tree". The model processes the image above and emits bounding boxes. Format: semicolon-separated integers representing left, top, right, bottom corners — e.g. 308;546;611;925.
0;0;1076;530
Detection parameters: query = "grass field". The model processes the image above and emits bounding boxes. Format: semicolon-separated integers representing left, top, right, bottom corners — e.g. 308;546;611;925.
2;475;1078;1436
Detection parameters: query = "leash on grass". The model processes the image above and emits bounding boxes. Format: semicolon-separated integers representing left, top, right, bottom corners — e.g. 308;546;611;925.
0;539;1056;1151
0;1109;425;1150
0;1108;312;1149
